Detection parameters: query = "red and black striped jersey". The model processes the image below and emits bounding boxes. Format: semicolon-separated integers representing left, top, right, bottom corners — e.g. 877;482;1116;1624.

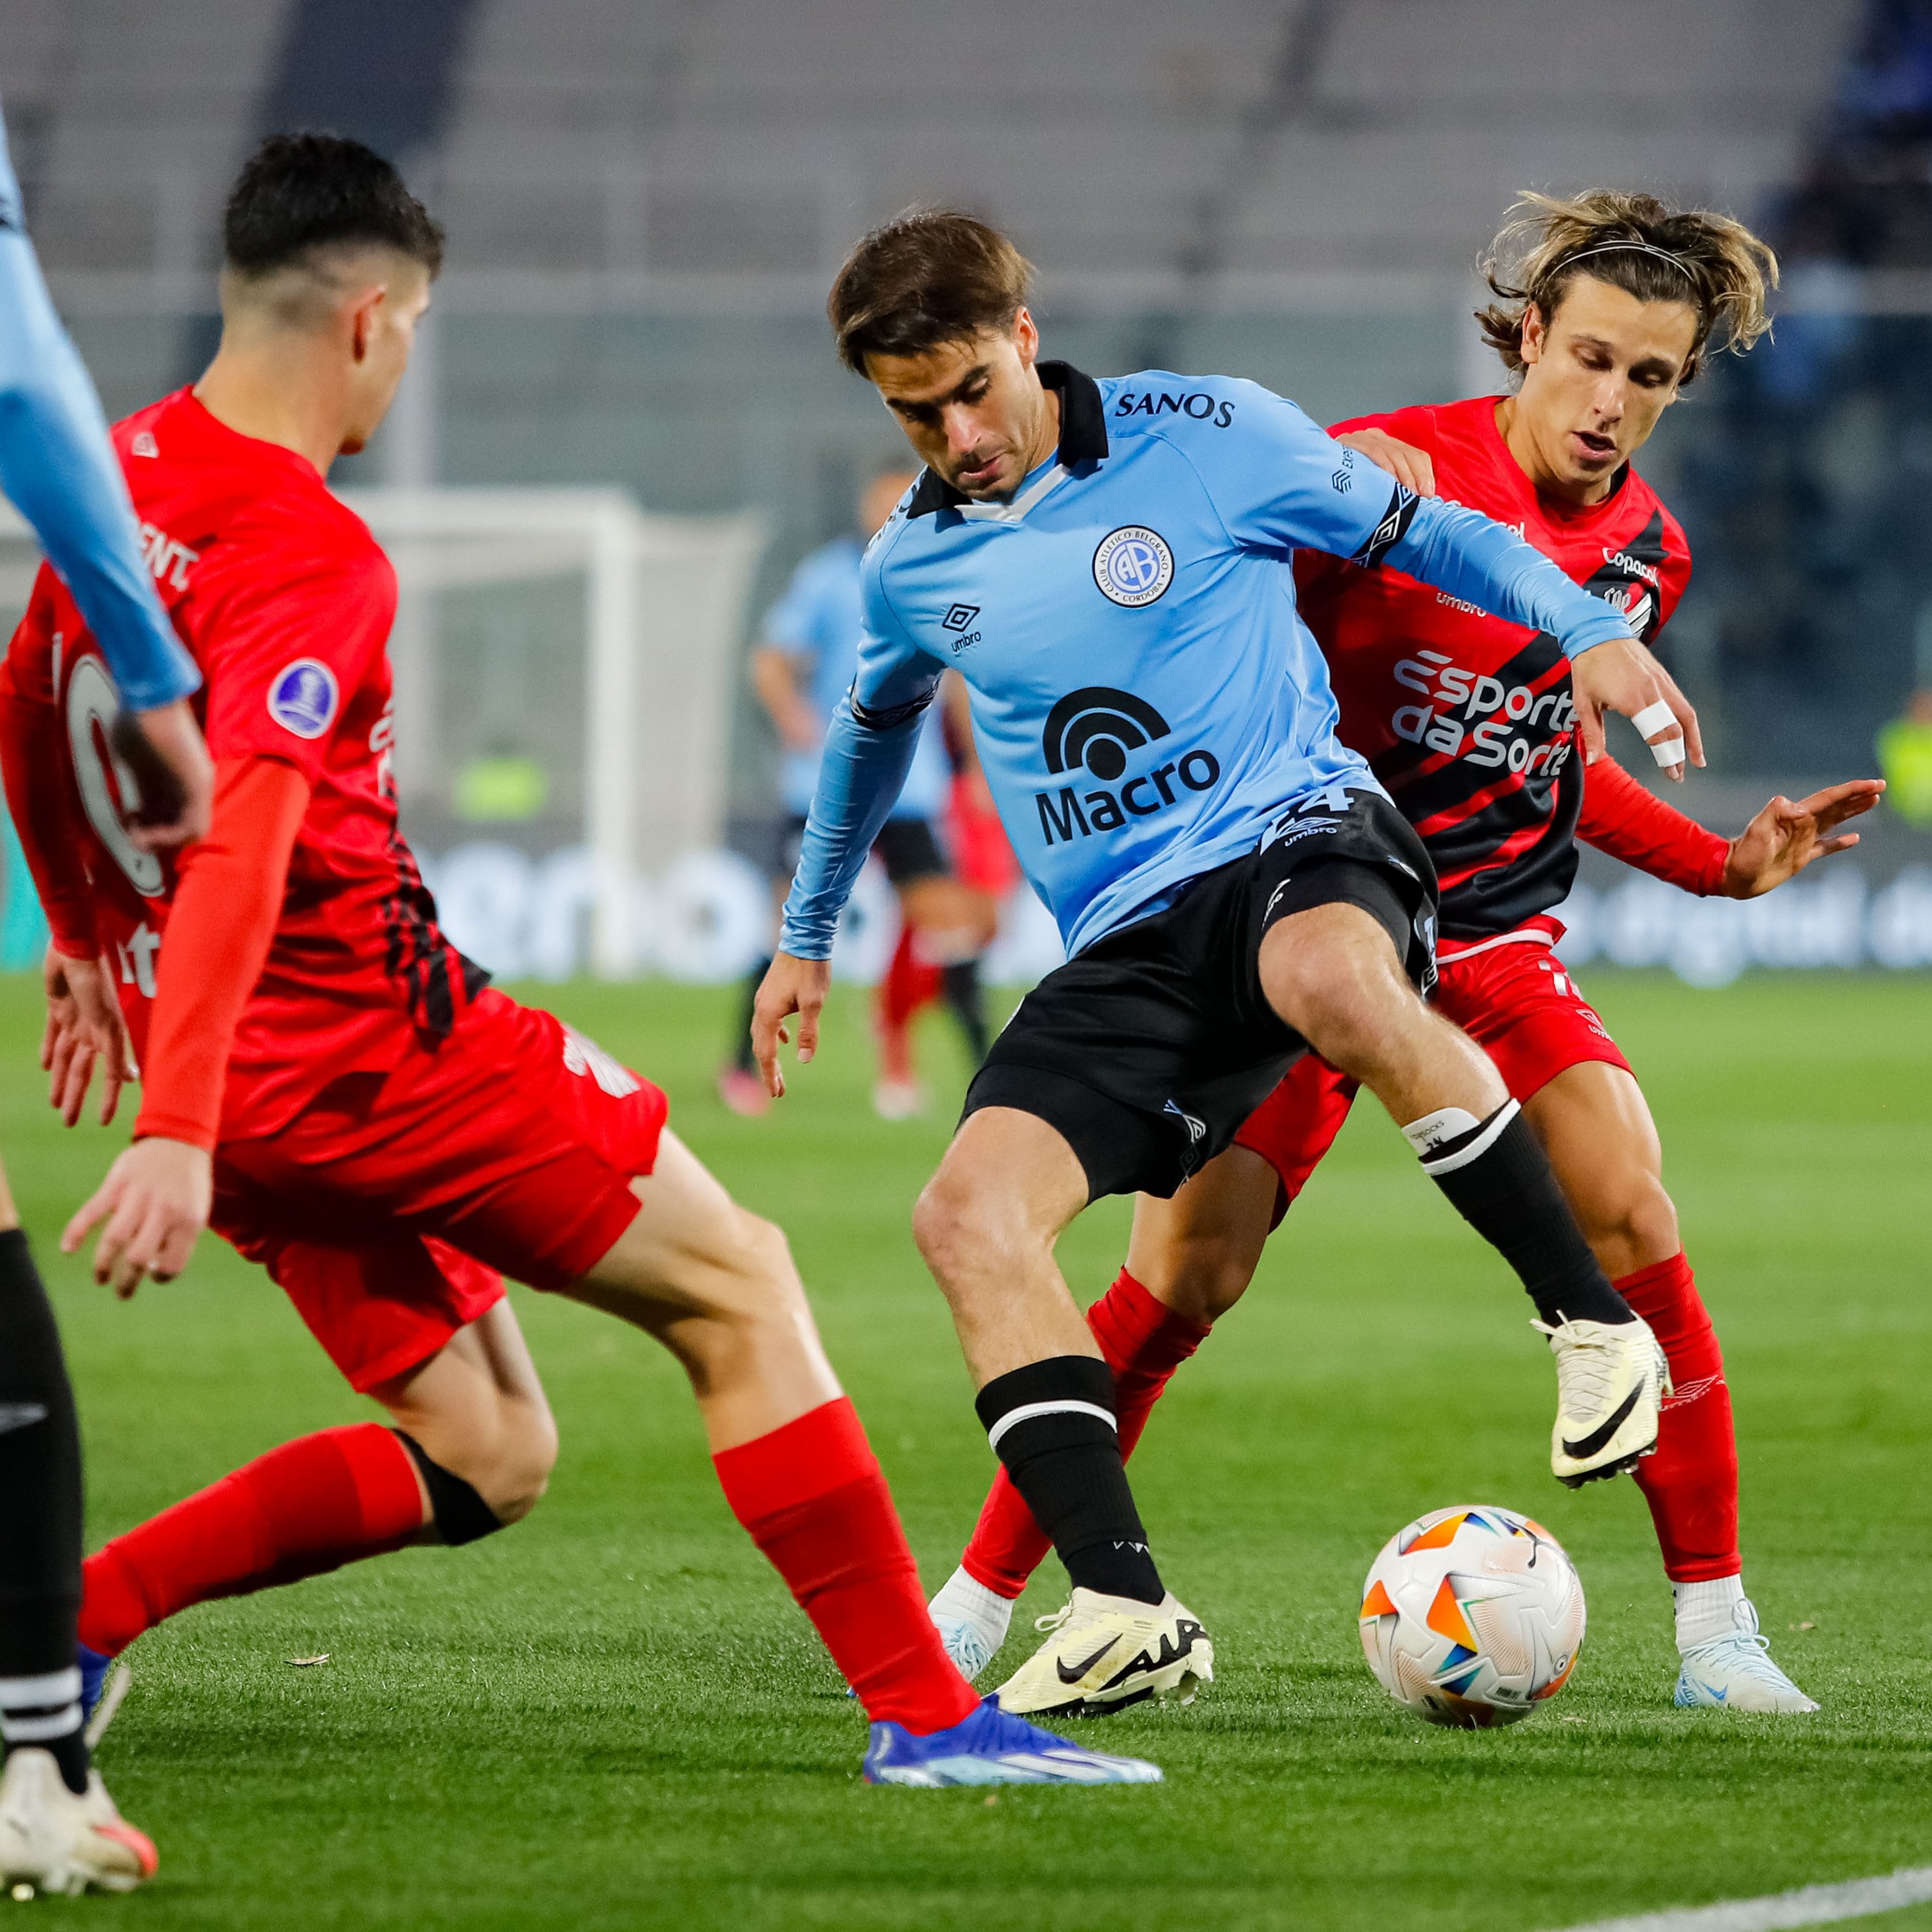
1294;394;1690;939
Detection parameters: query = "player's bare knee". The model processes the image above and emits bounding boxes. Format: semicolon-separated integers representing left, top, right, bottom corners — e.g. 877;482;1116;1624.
913;1162;1023;1295
1616;1174;1680;1267
487;1403;559;1525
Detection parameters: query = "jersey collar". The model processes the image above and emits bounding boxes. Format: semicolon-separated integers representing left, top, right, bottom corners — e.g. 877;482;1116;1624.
905;360;1108;520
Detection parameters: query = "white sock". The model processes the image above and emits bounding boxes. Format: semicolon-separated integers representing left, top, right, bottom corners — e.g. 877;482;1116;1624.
929;1564;1015;1647
1673;1573;1752;1651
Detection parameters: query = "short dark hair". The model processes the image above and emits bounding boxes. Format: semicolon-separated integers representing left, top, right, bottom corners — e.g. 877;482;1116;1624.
828;209;1032;375
224;133;444;279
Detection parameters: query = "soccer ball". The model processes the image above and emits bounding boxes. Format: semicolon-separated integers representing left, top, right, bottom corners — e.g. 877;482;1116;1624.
1357;1505;1586;1728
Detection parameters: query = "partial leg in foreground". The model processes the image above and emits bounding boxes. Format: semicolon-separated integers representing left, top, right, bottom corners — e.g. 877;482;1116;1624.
932;1144;1267;1676
566;1130;1159;1780
1525;1061;1815;1712
913;1109;1212;1717
1262;889;1668;1487
0;1164;155;1895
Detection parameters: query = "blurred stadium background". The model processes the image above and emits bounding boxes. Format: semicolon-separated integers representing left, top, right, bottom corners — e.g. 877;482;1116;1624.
6;0;1932;986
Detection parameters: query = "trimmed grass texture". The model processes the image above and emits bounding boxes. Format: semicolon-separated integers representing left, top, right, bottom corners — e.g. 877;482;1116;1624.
4;969;1931;1931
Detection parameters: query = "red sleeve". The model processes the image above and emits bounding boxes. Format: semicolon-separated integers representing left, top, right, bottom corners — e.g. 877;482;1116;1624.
0;583;100;957
192;531;395;779
133;754;309;1151
1576;752;1729;895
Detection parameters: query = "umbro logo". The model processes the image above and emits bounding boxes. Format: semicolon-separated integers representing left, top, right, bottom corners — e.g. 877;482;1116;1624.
942;603;979;632
131;431;159;459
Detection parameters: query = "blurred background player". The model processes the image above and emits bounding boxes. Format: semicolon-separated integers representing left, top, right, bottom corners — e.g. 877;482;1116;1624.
937;191;1881;1715
721;466;997;1120
0;95;204;1897
3;133;1159;1793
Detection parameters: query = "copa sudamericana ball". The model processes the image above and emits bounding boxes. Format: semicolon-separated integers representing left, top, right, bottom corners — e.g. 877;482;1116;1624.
1358;1505;1586;1728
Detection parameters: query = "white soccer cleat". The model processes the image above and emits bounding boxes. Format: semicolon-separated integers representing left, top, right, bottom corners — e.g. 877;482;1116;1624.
929;1565;1016;1683
872;1077;924;1120
1675;1597;1819;1713
1534;1313;1671;1487
994;1588;1212;1718
0;1749;157;1896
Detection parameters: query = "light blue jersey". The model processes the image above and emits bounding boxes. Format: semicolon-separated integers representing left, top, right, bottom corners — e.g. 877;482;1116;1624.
765;534;949;821
781;362;1634;962
0;104;197;712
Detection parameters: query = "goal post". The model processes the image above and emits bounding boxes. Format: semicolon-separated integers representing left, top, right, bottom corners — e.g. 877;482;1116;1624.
342;487;766;977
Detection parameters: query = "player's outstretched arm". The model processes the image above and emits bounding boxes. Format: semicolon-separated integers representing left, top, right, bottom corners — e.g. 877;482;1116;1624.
1719;777;1885;897
764;676;935;1094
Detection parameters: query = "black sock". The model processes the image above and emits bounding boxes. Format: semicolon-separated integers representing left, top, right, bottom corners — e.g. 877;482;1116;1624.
974;1357;1163;1605
1410;1103;1634;1327
731;957;771;1074
0;1229;91;1796
941;959;991;1065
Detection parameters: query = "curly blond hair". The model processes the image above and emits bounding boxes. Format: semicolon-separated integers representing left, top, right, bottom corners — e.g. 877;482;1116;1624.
1476;190;1777;384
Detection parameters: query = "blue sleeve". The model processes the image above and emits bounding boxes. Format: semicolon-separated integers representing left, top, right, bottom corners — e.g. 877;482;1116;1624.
777;542;941;959
1167;379;1634;657
0;118;199;711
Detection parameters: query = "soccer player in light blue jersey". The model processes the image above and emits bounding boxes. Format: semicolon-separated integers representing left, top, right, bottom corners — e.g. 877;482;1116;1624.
754;212;1700;1719
0;98;208;1894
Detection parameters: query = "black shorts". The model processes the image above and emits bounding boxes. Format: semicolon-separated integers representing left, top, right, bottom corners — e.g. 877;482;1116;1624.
962;788;1437;1201
780;813;947;888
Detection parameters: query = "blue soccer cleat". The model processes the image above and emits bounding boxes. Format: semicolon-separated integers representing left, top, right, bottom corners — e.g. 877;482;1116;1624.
77;1645;131;1746
863;1695;1162;1786
78;1645;111;1726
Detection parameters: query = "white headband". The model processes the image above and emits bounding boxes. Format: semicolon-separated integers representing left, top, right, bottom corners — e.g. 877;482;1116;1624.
1550;240;1696;285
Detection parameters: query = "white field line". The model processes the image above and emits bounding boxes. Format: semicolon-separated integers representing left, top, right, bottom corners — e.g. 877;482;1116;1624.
1550;1866;1932;1932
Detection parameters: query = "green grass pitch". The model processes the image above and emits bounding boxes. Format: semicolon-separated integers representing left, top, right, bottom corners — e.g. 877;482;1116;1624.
4;968;1931;1931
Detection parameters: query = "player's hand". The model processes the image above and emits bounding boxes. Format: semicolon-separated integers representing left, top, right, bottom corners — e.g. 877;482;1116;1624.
751;951;832;1099
41;947;133;1127
1569;636;1702;781
62;1136;212;1298
1721;779;1886;898
1331;428;1437;498
112;698;214;850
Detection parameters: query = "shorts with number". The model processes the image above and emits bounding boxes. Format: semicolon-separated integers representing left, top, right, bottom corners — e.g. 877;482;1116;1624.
1233;920;1633;1222
210;989;669;1391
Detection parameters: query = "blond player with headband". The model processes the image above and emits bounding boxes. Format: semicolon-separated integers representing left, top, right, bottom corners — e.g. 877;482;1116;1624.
937;190;1882;1715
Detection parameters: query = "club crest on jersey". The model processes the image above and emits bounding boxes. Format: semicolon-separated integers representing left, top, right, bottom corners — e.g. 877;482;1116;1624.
267;659;339;739
1092;526;1174;608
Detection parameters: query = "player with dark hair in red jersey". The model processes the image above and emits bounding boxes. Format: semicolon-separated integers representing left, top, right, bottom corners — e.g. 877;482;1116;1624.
932;190;1883;1713
0;133;1161;1789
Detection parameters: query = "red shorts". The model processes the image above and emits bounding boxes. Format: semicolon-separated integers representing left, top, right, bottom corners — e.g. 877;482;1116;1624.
1234;924;1634;1216
211;989;669;1393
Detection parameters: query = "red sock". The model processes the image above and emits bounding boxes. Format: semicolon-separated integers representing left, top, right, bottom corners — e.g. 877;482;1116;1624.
878;926;943;1040
78;1424;426;1657
1616;1254;1740;1582
713;1397;977;1735
962;1268;1212;1599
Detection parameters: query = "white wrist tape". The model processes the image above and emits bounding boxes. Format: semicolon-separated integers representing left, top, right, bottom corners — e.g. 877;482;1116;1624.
1648;735;1687;768
1630;700;1677;738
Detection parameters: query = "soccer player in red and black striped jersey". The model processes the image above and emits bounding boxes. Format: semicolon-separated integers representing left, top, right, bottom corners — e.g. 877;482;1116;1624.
936;191;1882;1712
0;135;1162;1789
